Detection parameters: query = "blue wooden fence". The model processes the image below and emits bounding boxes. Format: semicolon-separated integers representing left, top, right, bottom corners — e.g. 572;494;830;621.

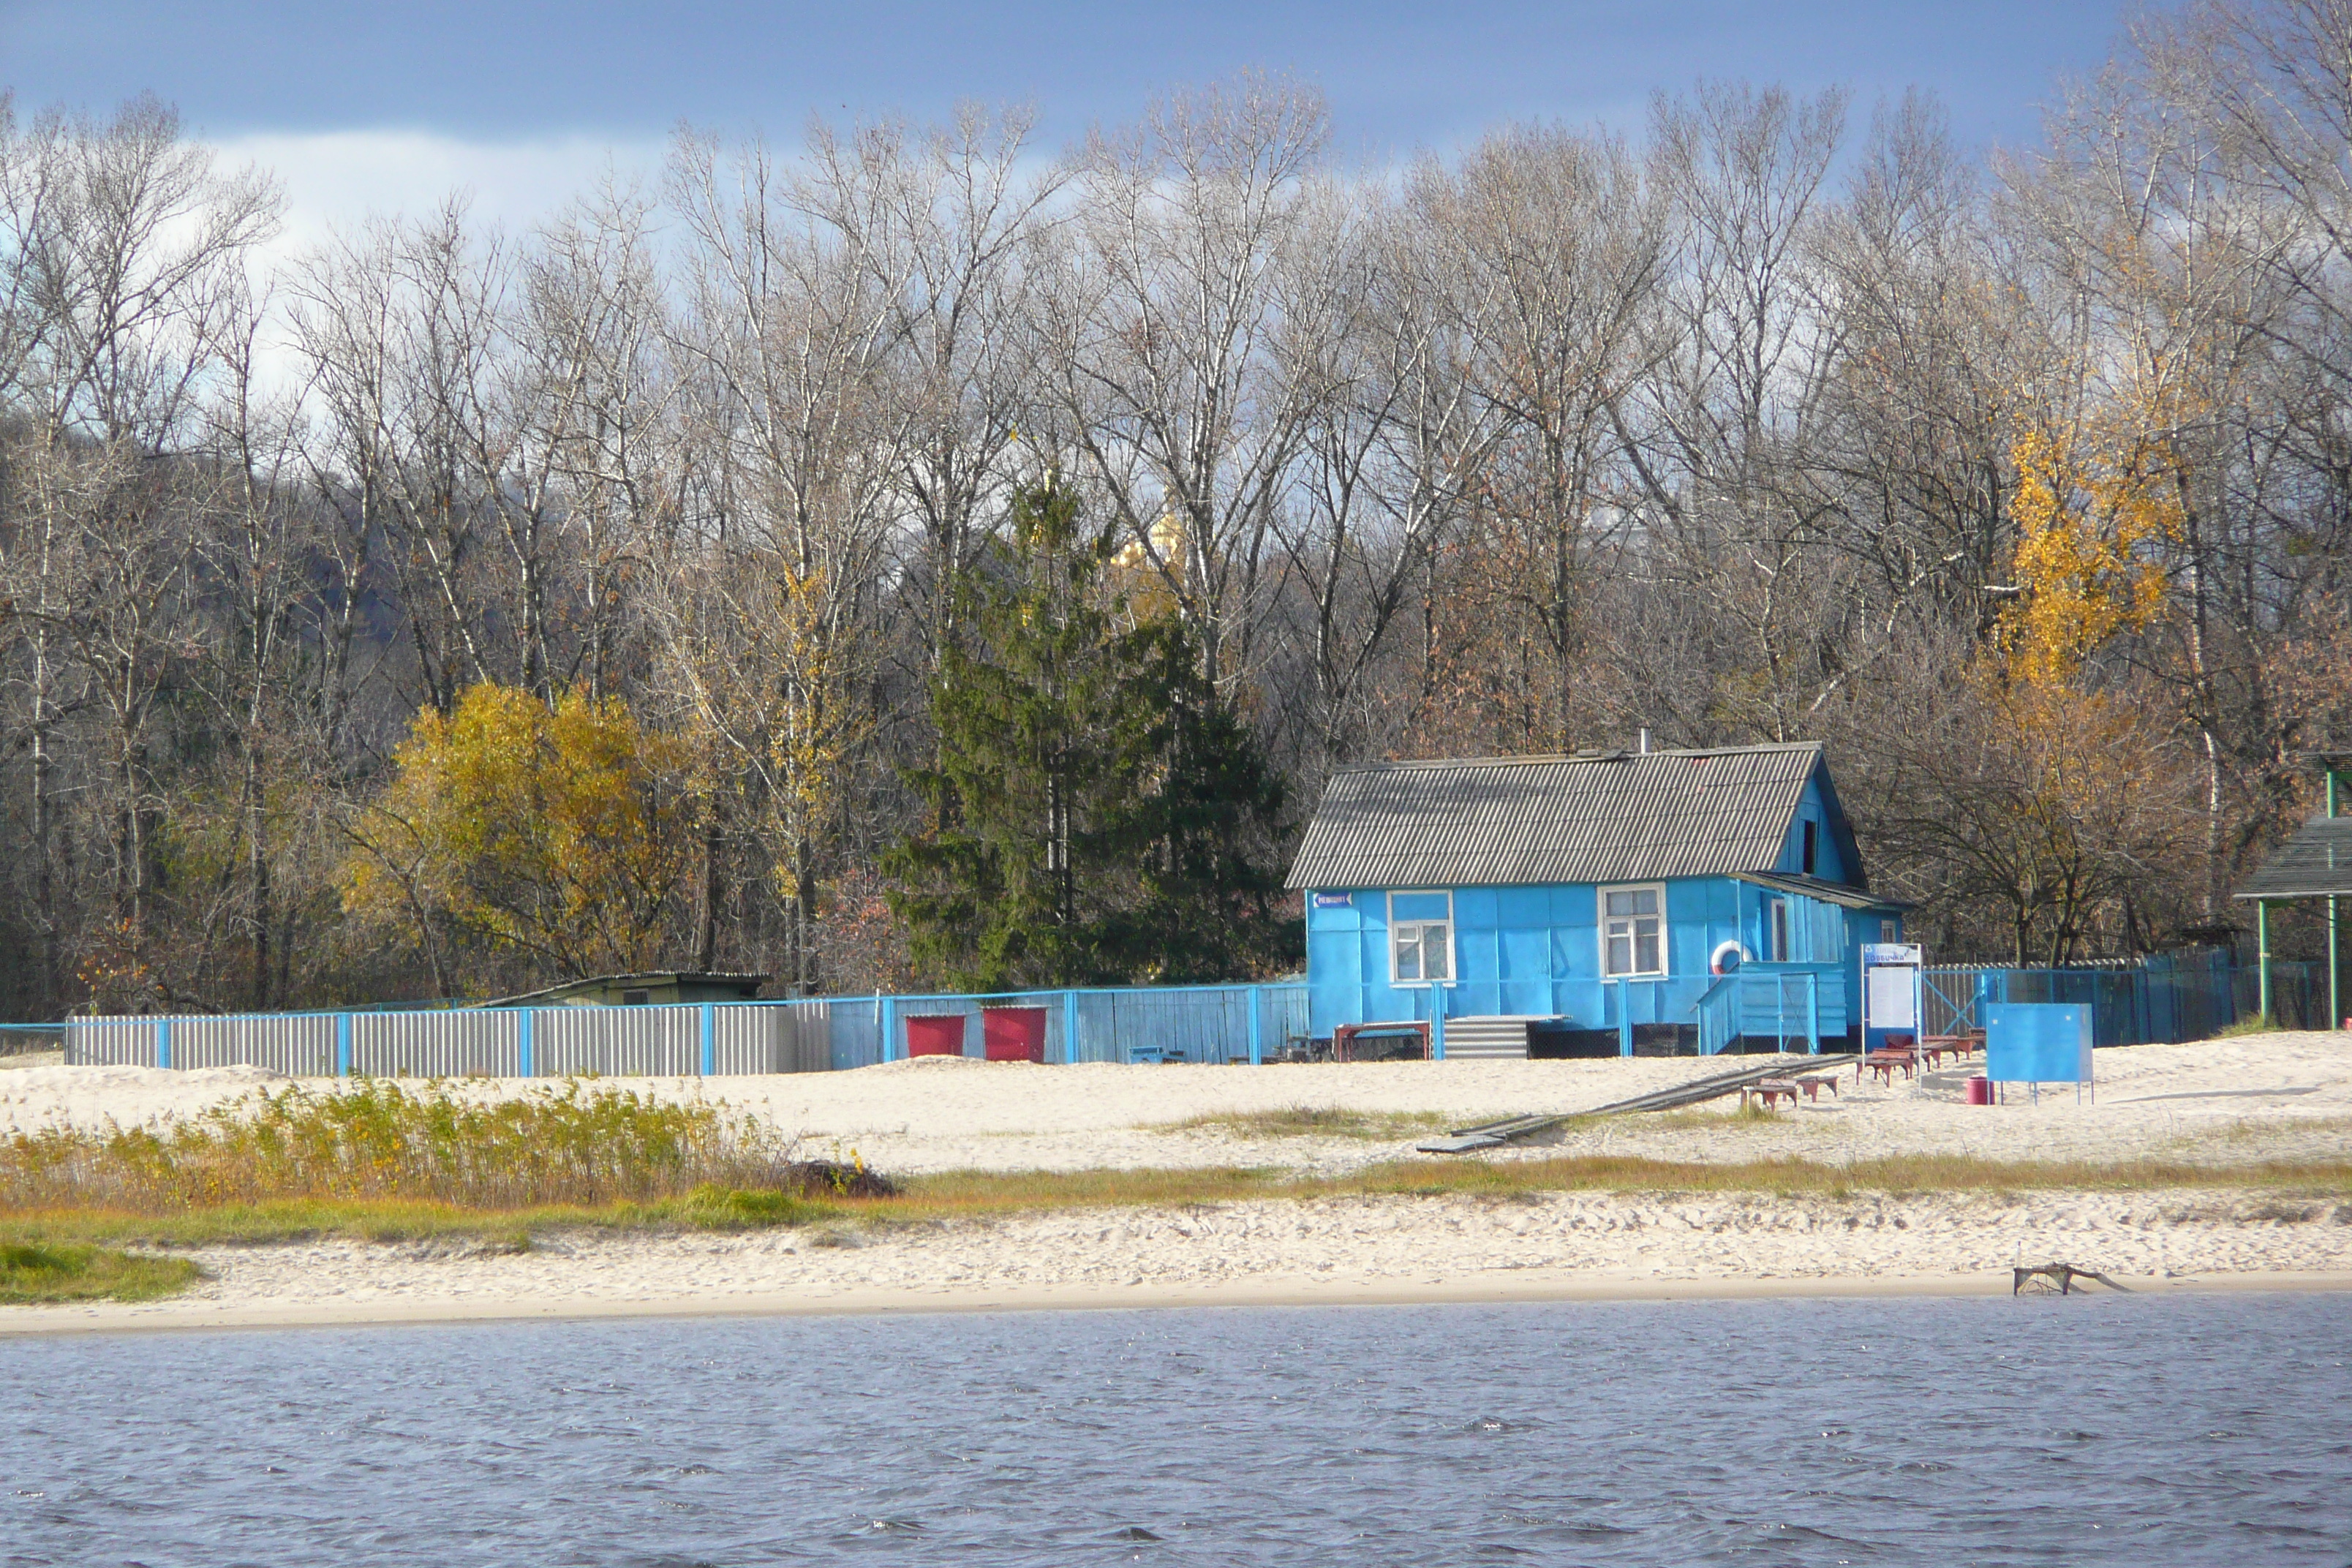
823;984;1308;1068
38;948;2319;1074
1916;948;2294;1047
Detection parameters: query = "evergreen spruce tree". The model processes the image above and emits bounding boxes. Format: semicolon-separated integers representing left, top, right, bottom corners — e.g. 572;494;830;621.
886;476;1297;989
1119;617;1294;982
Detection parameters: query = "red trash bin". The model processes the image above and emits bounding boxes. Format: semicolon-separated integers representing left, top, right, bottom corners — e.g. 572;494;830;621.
905;1014;967;1058
982;1006;1049;1063
1966;1075;1993;1105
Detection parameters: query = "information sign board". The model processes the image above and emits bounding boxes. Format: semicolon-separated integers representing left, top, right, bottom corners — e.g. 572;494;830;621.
1861;943;1923;1047
1985;1003;2093;1086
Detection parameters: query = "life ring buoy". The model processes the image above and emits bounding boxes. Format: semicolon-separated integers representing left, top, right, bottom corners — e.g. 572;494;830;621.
1709;940;1751;976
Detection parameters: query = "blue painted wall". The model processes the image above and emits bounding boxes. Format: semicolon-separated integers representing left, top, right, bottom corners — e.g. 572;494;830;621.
1305;876;1899;1040
1778;773;1850;881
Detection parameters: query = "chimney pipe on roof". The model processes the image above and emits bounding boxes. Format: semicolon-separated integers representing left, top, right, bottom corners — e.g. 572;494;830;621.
1637;728;1651;754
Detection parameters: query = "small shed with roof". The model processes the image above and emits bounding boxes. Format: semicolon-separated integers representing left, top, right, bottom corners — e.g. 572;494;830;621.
1284;742;1907;1056
479;972;771;1009
2232;752;2350;1030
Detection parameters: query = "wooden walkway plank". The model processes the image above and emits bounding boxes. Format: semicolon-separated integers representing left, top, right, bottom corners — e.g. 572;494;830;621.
1416;1055;1861;1154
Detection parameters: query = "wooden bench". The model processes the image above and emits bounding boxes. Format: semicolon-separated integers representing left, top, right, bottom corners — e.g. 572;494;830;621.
1859;1047;1916;1085
1793;1073;1840;1101
1741;1078;1801;1109
1921;1030;1985;1066
1333;1021;1433;1063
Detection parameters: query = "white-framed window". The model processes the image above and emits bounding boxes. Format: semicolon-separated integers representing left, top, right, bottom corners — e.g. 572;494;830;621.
1388;890;1452;985
1599;883;1667;978
1768;899;1791;962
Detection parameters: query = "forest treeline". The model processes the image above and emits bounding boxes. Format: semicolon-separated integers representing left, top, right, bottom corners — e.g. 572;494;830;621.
3;0;2350;1018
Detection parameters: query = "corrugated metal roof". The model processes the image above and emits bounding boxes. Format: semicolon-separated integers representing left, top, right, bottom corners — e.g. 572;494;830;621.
1285;744;1831;891
2234;812;2352;900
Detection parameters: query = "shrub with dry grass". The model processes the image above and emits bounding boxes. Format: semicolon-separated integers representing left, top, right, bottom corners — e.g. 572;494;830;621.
0;1079;889;1215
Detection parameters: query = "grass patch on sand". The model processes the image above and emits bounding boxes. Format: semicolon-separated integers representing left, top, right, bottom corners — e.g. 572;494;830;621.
6;1084;2348;1256
1629;1102;1807;1131
2206;1114;2352;1148
841;1150;2352;1226
7;1151;2346;1251
1153;1105;1453;1140
1635;1107;1747;1130
0;1241;199;1303
1604;1101;1850;1138
0;1186;844;1252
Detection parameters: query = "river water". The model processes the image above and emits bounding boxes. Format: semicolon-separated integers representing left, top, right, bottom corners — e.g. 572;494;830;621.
3;1290;2346;1565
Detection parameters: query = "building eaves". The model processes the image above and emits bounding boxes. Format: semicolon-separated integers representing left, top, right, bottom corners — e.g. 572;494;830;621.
1732;870;1911;911
2232;813;2352;900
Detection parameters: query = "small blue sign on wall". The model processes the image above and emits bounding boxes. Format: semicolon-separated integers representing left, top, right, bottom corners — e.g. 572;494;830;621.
1312;892;1354;908
1985;1003;2094;1086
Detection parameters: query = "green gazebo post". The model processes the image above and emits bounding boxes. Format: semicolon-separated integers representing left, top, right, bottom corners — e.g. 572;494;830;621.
2258;897;2272;1023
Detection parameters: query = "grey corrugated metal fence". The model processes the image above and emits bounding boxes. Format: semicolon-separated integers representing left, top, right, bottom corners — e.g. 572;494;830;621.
171;1013;339;1075
61;984;1305;1077
347;1010;519;1077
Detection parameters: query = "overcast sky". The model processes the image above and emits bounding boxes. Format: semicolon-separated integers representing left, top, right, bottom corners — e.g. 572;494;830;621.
2;0;2133;241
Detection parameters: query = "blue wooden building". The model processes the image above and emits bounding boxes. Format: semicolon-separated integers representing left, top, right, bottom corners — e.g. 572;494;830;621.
1285;743;1908;1055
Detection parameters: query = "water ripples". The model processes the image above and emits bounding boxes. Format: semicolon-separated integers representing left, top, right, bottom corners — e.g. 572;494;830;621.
1;1292;2348;1564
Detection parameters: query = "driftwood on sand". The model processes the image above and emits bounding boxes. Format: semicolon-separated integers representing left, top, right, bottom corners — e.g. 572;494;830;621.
2013;1262;2132;1295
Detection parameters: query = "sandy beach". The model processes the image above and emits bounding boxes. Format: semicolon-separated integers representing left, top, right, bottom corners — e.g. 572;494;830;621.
3;1031;2347;1333
7;1030;2349;1173
7;1184;2348;1337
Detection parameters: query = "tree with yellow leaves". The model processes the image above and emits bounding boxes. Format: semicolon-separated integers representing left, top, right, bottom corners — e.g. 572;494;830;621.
341;684;698;988
1998;408;2183;687
1901;396;2195;962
